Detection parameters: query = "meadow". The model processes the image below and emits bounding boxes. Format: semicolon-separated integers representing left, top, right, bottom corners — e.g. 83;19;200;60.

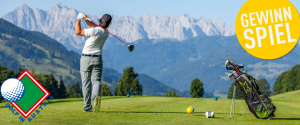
0;90;299;125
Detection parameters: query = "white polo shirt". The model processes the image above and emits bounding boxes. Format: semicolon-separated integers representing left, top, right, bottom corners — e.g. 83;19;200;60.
82;27;108;55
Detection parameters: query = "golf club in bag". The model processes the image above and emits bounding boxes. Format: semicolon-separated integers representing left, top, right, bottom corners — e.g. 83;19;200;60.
225;55;276;120
86;18;134;52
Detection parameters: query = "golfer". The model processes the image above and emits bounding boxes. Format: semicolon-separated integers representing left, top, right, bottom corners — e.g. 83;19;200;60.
75;13;112;112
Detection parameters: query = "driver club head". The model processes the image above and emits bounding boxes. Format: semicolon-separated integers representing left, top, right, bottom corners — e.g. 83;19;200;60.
128;45;134;52
225;60;231;67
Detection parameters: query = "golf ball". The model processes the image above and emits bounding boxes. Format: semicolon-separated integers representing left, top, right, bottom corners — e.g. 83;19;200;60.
186;106;193;114
1;78;25;102
214;97;218;101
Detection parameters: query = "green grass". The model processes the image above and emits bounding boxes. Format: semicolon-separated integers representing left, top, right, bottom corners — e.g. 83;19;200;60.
0;90;300;124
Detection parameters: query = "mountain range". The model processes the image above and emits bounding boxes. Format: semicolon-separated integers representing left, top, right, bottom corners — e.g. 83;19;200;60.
0;19;189;97
101;36;300;92
2;3;298;94
1;3;235;53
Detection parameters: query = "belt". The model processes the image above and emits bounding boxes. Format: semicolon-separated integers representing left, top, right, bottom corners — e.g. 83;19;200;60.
82;54;102;57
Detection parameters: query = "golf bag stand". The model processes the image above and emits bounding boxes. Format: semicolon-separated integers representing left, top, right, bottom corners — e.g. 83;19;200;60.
230;83;236;119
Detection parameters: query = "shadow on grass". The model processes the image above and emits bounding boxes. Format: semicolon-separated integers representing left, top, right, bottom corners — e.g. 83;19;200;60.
272;118;300;120
210;117;225;119
101;111;243;115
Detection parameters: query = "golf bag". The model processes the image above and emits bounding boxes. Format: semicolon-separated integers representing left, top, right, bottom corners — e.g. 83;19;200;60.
235;73;276;119
225;56;276;119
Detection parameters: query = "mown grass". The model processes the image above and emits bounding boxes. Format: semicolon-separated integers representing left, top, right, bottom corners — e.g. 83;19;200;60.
0;90;300;125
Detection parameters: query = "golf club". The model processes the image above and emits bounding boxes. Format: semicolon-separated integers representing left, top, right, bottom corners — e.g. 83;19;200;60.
227;55;241;74
86;18;134;52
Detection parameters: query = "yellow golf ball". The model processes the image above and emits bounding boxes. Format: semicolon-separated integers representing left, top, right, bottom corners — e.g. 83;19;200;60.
186;106;193;114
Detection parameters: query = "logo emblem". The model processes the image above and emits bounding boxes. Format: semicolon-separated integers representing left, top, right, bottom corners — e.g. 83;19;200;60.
239;81;252;94
1;70;50;119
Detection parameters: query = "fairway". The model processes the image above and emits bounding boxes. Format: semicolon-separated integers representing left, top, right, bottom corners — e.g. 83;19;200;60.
0;91;300;125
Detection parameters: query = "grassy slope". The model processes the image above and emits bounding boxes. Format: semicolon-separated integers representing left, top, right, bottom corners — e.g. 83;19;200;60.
0;90;299;125
0;33;79;80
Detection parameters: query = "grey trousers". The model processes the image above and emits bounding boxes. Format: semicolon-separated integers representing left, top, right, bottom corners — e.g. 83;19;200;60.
80;56;103;111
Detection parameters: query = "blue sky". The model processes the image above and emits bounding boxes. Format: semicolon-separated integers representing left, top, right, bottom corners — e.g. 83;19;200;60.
0;0;299;27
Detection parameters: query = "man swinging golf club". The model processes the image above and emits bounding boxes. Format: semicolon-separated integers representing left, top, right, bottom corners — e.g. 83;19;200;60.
75;13;112;112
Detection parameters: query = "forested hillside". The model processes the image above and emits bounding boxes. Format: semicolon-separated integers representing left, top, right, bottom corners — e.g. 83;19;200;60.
273;64;300;95
0;19;188;96
0;18;81;84
0;19;79;70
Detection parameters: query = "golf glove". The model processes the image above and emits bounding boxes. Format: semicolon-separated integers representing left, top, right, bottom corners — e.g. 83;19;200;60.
77;13;85;20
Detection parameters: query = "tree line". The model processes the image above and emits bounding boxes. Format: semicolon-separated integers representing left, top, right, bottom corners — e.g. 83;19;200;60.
227;63;300;98
165;78;206;98
1;64;207;99
0;65;145;102
273;64;300;95
0;65;113;102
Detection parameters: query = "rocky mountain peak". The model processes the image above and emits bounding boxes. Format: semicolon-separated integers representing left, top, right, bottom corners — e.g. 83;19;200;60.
52;3;63;9
19;4;30;10
2;3;236;53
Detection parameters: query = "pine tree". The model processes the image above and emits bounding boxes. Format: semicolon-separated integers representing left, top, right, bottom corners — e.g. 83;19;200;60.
130;78;143;95
16;66;24;77
58;80;67;98
165;88;171;97
68;82;82;98
171;90;176;97
46;73;59;98
115;66;142;96
101;82;112;96
190;78;205;98
165;88;181;97
66;83;71;97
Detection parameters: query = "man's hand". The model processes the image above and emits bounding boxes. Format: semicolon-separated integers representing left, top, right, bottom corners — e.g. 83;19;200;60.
77;13;85;20
76;13;85;36
83;15;88;21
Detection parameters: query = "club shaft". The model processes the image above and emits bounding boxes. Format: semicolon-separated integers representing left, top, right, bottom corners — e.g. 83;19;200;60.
87;18;128;45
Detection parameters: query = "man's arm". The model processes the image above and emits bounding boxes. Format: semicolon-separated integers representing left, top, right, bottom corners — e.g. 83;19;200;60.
75;19;85;36
84;15;97;28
